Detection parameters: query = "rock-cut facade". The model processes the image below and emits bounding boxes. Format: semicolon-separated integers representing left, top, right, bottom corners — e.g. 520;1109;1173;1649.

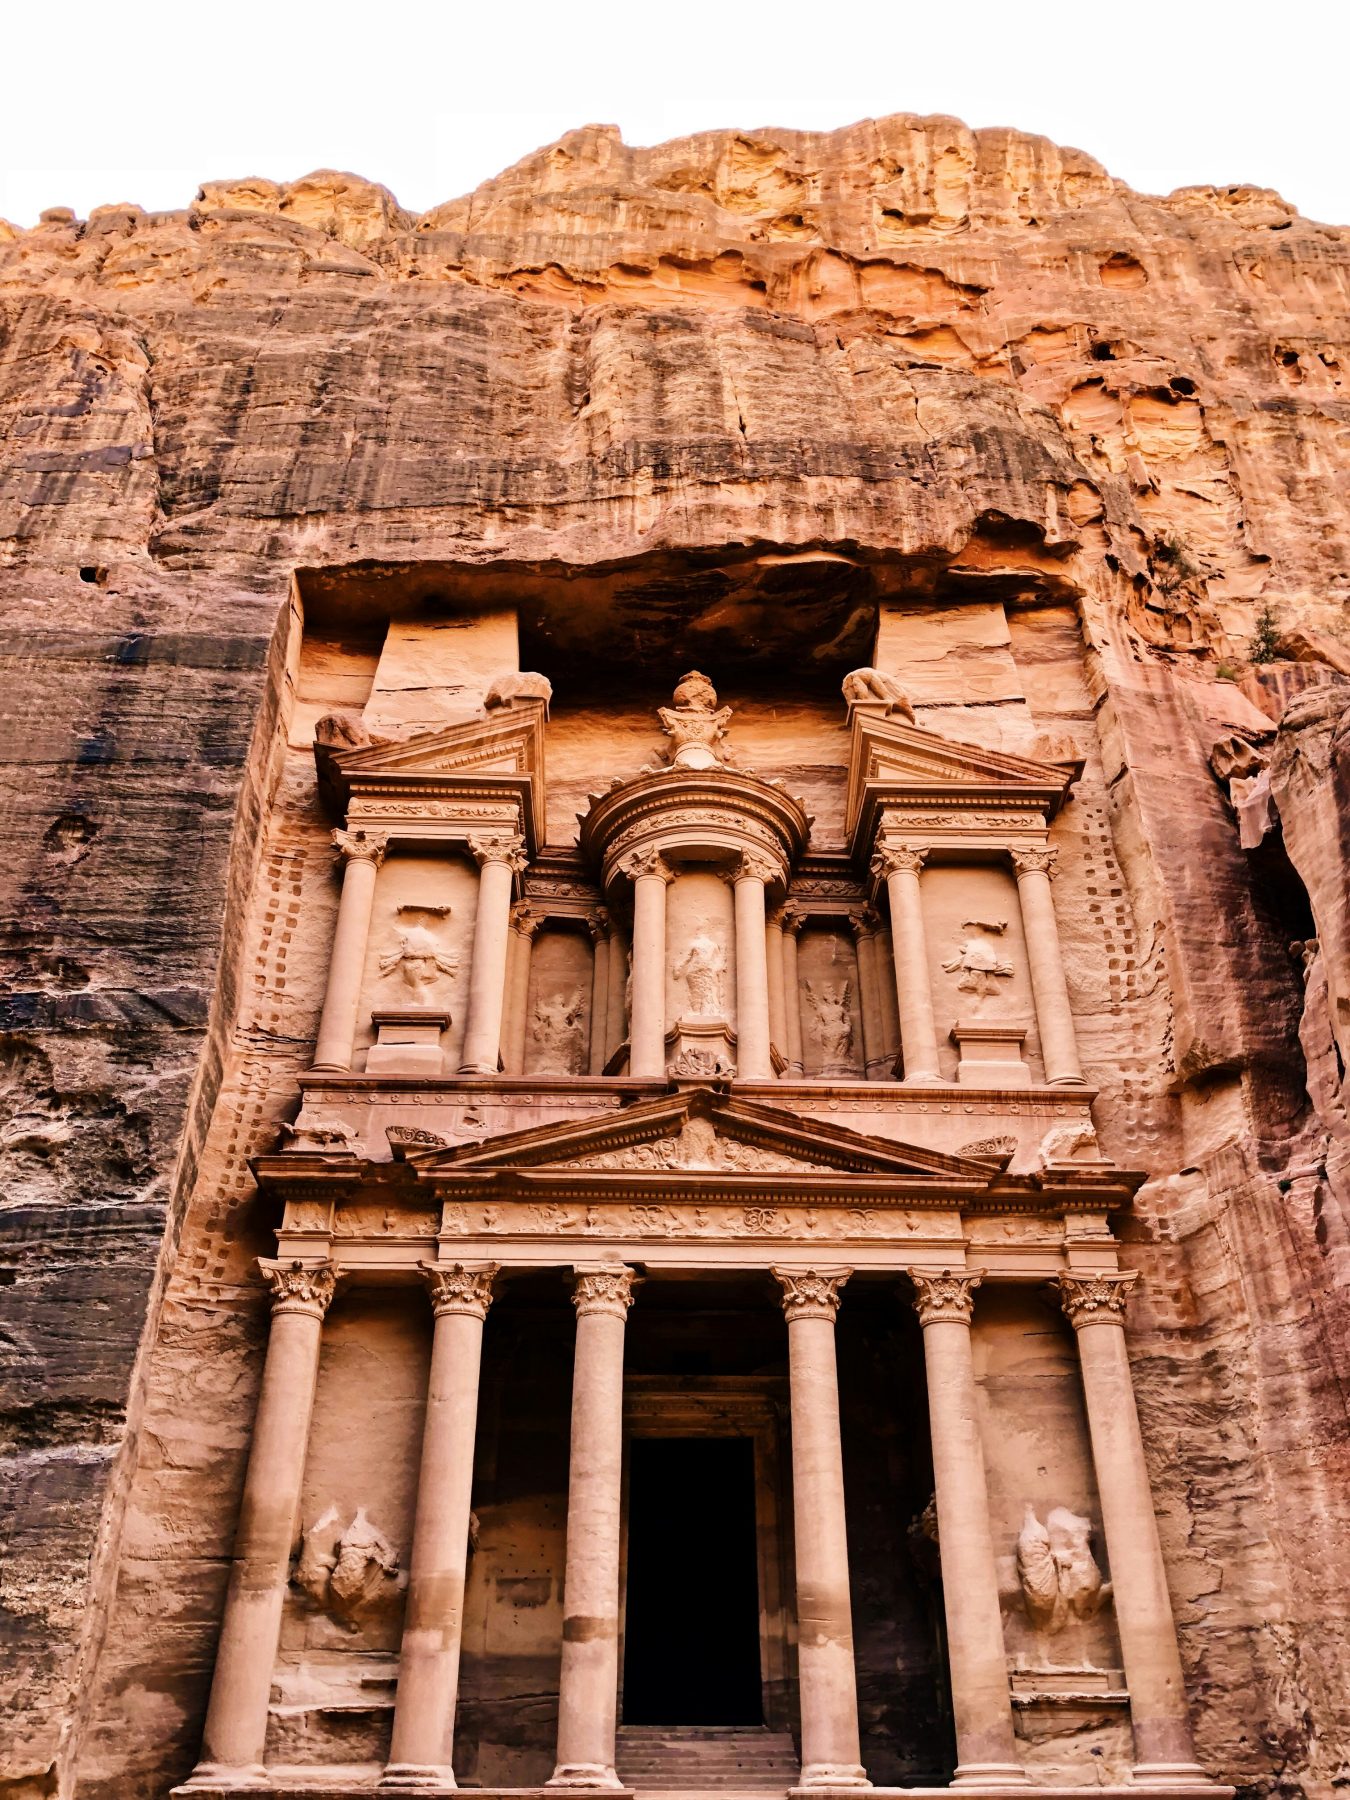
0;115;1348;1800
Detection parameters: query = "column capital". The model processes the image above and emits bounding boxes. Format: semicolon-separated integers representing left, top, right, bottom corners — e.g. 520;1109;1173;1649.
872;842;927;879
1011;845;1059;879
780;901;806;938
259;1257;337;1319
618;846;673;885
571;1264;639;1319
332;827;387;867
586;906;612;944
735;850;780;887
422;1261;499;1320
468;831;528;874
907;1267;983;1325
511;901;542;940
774;1266;851;1322
849;909;880;941
1057;1269;1138;1328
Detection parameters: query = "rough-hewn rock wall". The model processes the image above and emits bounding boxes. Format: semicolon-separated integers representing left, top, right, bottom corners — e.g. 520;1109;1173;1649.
1;115;1348;1798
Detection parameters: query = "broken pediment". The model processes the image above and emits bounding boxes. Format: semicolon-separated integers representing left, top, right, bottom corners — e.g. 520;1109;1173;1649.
845;711;1080;851
315;700;548;845
404;1087;1007;1187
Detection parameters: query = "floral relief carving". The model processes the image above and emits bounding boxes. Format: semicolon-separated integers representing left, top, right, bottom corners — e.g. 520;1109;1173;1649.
567;1116;833;1173
658;670;734;769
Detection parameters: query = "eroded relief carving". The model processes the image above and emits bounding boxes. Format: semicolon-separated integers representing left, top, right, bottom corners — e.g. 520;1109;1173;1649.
1016;1505;1112;1632
294;1505;403;1628
669;1044;735;1079
804;978;854;1075
532;989;587;1073
658;670;733;769
674;932;727;1016
567;1115;833;1173
378;908;459;997
842;666;916;721
942;919;1014;1002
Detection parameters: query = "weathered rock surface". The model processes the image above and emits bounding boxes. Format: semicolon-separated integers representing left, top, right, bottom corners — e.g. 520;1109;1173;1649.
1;115;1348;1798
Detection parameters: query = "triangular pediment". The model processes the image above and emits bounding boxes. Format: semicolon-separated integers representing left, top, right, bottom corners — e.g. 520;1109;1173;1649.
405;1088;1004;1185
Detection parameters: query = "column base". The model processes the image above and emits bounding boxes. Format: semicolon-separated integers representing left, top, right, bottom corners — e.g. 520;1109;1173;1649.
796;1764;872;1789
900;1071;944;1086
380;1765;457;1791
1129;1765;1217;1788
176;1765;269;1791
457;1061;499;1076
951;1764;1031;1787
545;1765;627;1791
1046;1073;1089;1086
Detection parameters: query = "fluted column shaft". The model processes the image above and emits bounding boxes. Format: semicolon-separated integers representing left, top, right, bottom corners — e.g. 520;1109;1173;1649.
850;914;887;1079
460;835;527;1075
765;907;788;1076
1058;1275;1203;1781
588;912;611;1075
733;856;775;1080
550;1267;638;1789
623;851;671;1079
192;1260;337;1784
383;1266;498;1791
502;906;538;1077
775;1269;869;1790
780;907;806;1078
313;832;386;1071
908;1270;1024;1786
872;845;942;1085
1011;848;1084;1085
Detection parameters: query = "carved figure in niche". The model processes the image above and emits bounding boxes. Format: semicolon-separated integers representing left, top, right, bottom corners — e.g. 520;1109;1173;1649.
532;989;587;1074
942;919;1014;1004
379;906;458;997
294;1505;402;1630
1016;1505;1111;1632
658;670;733;769
805;978;854;1073
674;932;727;1016
841;667;916;722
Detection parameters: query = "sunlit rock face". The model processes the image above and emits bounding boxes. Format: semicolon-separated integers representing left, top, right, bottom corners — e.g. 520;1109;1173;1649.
1;116;1348;1800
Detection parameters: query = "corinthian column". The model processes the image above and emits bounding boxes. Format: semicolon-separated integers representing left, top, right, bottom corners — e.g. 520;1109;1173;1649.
765;906;788;1074
188;1260;337;1787
774;1269;870;1790
1057;1274;1205;1783
620;849;672;1079
550;1266;638;1790
871;844;941;1085
733;853;776;1080
502;905;539;1077
906;1270;1024;1787
780;906;806;1078
459;834;527;1075
588;911;612;1075
1010;848;1085;1085
849;912;887;1080
313;830;386;1071
382;1265;498;1791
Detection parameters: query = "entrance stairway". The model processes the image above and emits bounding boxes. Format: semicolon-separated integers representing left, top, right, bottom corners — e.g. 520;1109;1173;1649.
616;1726;800;1790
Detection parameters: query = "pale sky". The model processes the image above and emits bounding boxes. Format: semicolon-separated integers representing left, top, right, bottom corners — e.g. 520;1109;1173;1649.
3;0;1347;229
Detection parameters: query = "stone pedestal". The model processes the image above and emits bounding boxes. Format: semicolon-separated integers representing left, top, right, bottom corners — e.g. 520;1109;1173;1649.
950;1021;1030;1088
367;1009;451;1076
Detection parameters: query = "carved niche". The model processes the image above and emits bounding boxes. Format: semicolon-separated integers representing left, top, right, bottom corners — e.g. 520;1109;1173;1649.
1015;1505;1112;1633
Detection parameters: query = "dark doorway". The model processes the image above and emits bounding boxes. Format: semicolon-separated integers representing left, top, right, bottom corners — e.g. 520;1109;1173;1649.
622;1436;763;1725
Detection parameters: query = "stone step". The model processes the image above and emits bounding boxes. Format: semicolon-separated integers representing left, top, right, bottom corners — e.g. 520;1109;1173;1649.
616;1728;799;1789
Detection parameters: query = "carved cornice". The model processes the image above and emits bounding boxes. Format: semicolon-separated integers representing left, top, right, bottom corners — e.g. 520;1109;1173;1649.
1011;846;1059;879
908;1267;983;1325
571;1264;639;1319
871;843;927;879
468;832;528;874
422;1261;498;1320
618;846;674;884
774;1266;851;1322
1057;1270;1138;1327
332;828;387;867
260;1257;338;1319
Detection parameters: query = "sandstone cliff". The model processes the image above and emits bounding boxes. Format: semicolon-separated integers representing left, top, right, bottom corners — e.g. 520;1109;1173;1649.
1;116;1348;1799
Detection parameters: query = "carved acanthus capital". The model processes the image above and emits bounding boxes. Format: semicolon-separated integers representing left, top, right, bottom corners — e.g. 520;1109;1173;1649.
468;832;528;875
908;1267;983;1325
618;847;674;885
732;850;780;887
1011;846;1059;880
849;909;880;942
872;843;927;880
1056;1270;1138;1328
774;1266;851;1322
780;902;806;939
586;907;612;944
332;828;387;868
260;1257;338;1319
422;1261;499;1320
511;902;541;940
571;1264;639;1319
